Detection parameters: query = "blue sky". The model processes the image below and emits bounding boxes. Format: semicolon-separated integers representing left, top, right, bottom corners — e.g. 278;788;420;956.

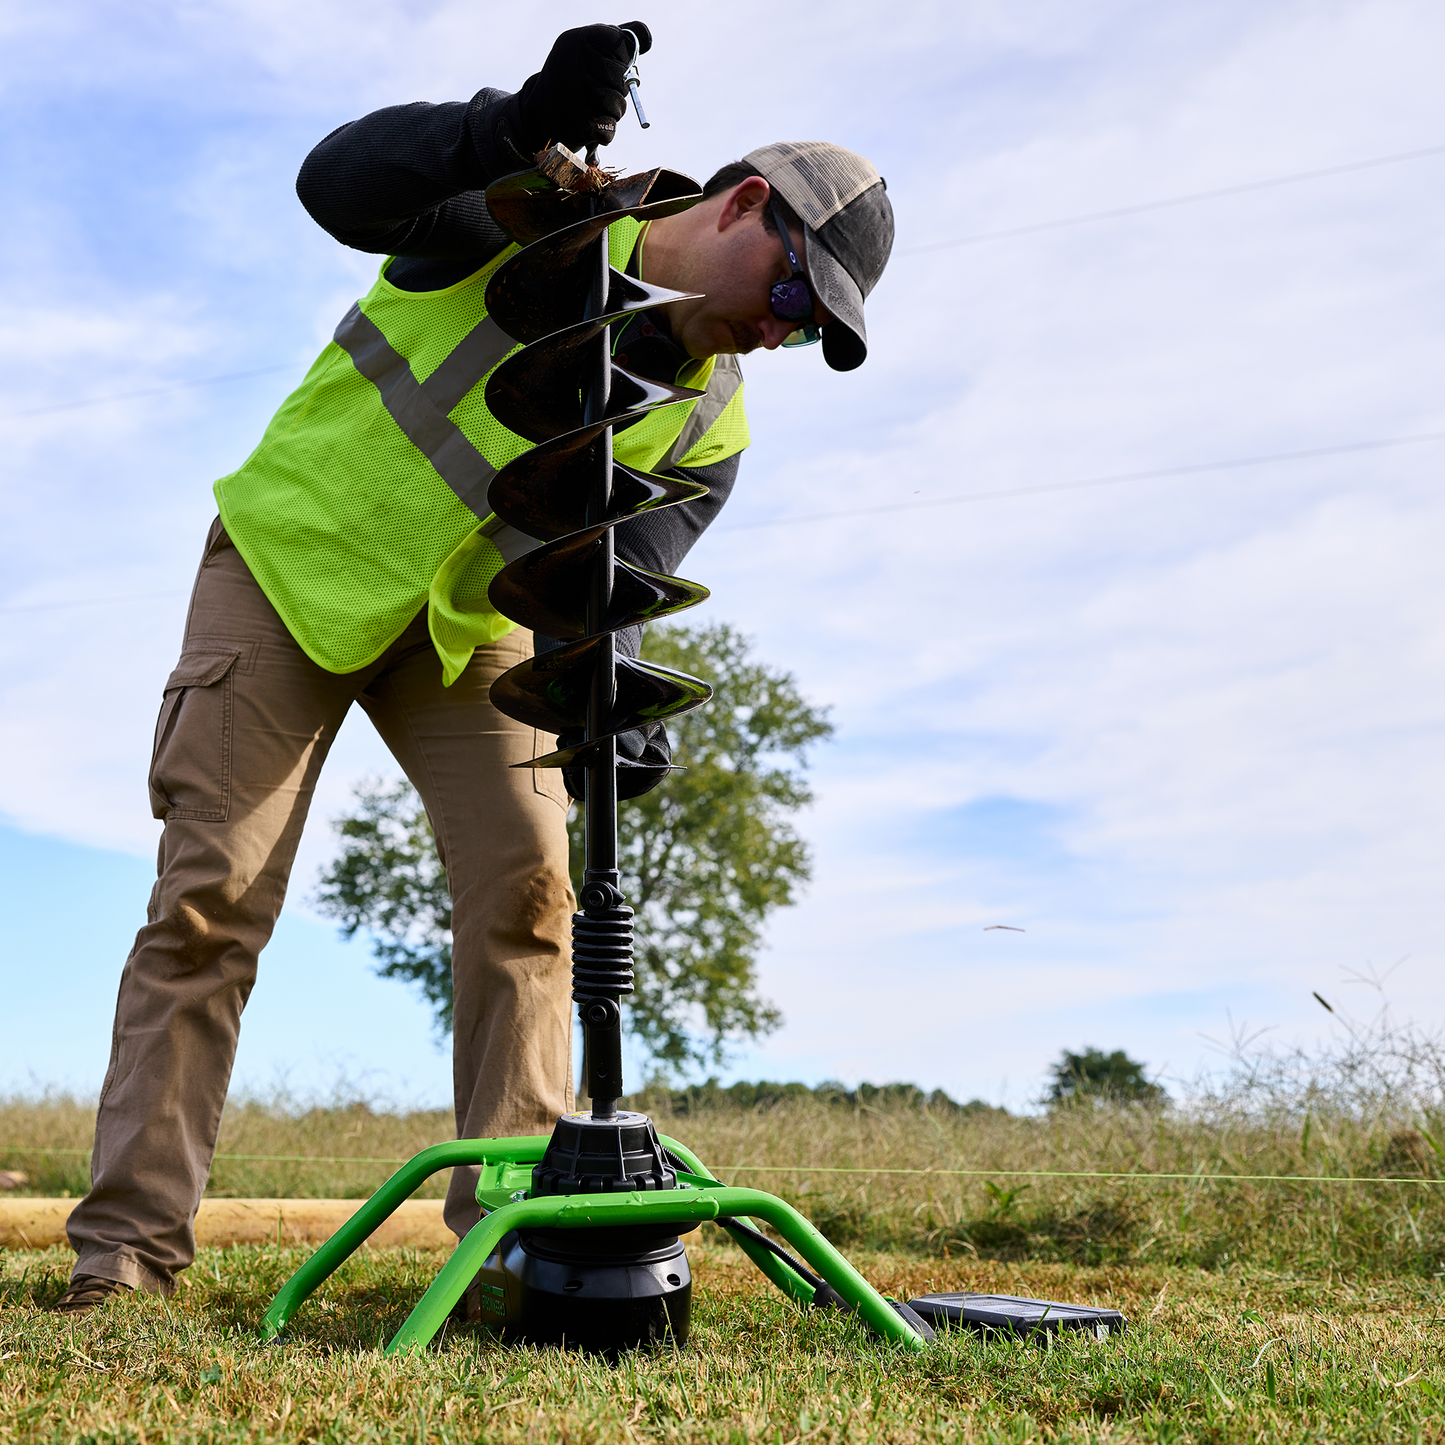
3;0;1443;1109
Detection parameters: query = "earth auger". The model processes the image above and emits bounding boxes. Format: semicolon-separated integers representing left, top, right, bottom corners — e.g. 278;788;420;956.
261;88;1126;1358
259;139;937;1355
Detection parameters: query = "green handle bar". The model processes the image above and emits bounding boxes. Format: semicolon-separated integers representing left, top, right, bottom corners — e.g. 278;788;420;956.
259;1133;927;1355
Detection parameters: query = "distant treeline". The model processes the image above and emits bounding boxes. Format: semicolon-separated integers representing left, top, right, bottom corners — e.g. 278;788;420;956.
631;1078;1006;1116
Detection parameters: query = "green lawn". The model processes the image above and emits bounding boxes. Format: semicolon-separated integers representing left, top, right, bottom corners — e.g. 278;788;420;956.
4;1235;1444;1442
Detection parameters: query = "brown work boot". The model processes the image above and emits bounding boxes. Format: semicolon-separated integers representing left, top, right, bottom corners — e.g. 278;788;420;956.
48;1274;134;1315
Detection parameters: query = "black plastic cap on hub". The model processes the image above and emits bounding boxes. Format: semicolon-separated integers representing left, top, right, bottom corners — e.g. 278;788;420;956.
532;1110;678;1196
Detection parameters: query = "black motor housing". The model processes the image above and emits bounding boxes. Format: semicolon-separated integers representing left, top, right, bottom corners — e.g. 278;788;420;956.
472;1224;693;1352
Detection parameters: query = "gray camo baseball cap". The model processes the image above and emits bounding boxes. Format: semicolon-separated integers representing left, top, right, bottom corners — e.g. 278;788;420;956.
743;140;894;372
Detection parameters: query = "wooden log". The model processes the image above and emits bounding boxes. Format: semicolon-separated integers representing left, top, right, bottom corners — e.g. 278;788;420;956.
0;1198;451;1251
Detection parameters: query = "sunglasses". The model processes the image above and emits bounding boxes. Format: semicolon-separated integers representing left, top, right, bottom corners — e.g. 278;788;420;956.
767;197;821;349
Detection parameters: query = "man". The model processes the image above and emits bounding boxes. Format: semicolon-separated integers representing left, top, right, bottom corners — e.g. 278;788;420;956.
54;21;893;1313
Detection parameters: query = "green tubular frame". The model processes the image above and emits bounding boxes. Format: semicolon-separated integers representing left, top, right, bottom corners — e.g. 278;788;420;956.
260;1134;927;1356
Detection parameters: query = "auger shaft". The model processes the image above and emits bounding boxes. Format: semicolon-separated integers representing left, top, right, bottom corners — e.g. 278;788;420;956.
258;140;948;1361
582;214;619;885
578;202;628;1119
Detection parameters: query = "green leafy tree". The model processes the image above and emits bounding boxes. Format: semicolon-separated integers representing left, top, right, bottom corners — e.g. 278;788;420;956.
314;621;832;1074
1045;1047;1168;1107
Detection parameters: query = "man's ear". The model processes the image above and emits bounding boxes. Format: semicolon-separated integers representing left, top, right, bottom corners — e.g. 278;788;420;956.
716;176;771;233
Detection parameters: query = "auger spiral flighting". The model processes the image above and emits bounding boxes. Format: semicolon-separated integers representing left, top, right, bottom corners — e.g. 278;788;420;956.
483;151;714;1120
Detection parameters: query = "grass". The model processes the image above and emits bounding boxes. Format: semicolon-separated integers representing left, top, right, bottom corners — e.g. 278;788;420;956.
4;1236;1444;1443
0;1092;460;1202
4;1012;1444;1442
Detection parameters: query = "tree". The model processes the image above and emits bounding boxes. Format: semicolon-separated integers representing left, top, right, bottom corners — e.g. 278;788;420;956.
313;621;833;1075
1045;1047;1168;1107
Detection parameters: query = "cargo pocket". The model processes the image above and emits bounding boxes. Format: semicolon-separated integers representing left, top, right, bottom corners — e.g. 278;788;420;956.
149;648;243;822
531;728;570;811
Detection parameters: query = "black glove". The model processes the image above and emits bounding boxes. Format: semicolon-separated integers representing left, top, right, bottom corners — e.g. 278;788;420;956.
514;22;652;156
559;721;671;801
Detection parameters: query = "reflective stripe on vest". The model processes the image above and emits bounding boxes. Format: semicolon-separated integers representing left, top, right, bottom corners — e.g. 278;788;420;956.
334;304;744;573
332;305;514;518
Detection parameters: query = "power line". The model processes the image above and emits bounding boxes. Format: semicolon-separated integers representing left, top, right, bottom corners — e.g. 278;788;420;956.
1;363;298;422
3;1144;1441;1187
6;430;1440;616
718;429;1445;533
902;142;1445;255
2;144;1439;422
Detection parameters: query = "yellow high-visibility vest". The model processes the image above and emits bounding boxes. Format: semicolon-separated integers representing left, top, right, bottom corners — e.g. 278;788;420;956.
215;216;749;684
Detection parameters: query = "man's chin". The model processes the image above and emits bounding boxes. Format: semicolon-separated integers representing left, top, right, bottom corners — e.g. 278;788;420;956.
727;323;762;354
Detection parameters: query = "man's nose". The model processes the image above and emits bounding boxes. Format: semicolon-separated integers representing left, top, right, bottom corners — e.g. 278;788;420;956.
759;317;793;350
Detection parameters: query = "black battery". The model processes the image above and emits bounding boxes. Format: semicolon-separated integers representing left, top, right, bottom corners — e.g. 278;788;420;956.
907;1292;1127;1339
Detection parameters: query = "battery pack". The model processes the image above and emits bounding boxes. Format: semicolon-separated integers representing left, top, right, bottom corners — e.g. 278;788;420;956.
907;1292;1127;1339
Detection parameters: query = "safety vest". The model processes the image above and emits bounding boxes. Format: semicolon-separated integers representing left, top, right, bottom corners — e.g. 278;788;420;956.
214;216;749;684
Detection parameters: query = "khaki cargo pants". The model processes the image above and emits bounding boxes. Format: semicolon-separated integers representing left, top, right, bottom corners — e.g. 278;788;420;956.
67;519;575;1294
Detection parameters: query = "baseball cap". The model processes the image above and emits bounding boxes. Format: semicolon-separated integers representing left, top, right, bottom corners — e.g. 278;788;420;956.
743;141;894;372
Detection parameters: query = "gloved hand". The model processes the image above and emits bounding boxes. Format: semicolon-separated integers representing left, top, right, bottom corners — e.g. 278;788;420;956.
515;21;653;156
558;720;671;801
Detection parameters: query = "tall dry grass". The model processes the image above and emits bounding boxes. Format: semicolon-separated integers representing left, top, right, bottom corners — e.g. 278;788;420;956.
0;1089;454;1200
650;1088;1442;1275
4;1001;1442;1276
